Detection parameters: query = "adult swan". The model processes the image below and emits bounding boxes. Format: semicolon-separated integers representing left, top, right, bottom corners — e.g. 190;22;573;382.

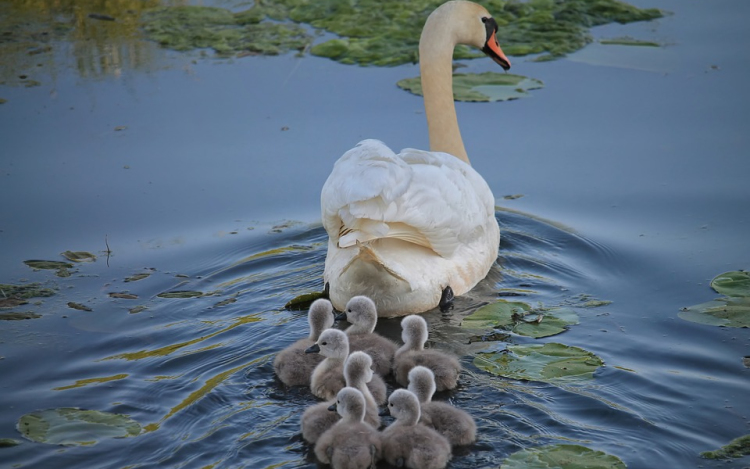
321;1;511;317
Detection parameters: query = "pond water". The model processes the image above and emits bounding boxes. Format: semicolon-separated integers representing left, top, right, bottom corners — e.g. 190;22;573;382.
1;0;748;468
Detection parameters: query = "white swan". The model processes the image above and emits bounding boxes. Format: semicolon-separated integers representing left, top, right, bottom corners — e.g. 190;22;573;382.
321;1;511;317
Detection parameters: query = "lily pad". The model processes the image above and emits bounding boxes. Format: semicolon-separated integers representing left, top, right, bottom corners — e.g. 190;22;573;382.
501;444;626;469
700;434;750;460
17;408;140;446
710;270;750;297
23;260;73;270
398;73;543;102
124;273;151;283
462;300;578;338
157;290;204;299
284;291;328;310
679;297;750;328
61;251;96;262
474;343;603;382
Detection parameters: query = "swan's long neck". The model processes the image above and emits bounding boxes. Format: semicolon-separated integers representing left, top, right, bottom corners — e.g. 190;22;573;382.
419;3;470;164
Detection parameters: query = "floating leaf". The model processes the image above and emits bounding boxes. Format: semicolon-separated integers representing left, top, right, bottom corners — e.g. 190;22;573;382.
462;301;578;338
0;312;41;320
109;292;138;300
501;444;626;469
0;438;20;447
700;434;750;460
124;273;150;283
61;251;96;262
711;271;750;297
24;260;73;270
157;291;203;299
398;73;543;102
129;306;147;314
600;36;660;47
583;300;612;308
17;408;140;446
213;297;237;308
0;283;56;299
0;298;28;308
679;297;750;328
284;291;328;310
474;343;603;382
67;302;92;312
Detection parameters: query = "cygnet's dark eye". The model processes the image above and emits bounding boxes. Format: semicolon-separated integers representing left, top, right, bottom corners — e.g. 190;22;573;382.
481;16;488;23
389;403;394;407
321;341;328;346
347;309;352;313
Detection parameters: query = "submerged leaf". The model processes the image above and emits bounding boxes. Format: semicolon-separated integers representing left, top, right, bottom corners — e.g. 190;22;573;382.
0;283;56;299
67;302;92;312
0;312;42;320
711;270;750;297
109;292;138;300
474;343;603;382
61;251;96;262
501;444;626;469
398;72;543;102
679;297;750;328
157;291;204;299
284;291;328;310
462;300;578;338
17;408;140;446
24;260;73;270
124;273;150;283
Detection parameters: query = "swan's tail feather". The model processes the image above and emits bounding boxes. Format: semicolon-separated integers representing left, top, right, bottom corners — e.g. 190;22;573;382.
340;243;410;286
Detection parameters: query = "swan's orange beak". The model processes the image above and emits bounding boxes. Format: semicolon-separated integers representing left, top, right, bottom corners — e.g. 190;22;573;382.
485;30;511;71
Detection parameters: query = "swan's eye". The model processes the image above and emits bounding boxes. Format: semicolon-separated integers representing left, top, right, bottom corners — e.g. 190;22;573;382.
321;341;327;346
481;17;488;23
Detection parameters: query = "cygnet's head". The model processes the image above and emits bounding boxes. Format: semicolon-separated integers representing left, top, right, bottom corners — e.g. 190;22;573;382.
383;389;421;425
340;296;378;334
329;387;366;422
308;299;334;340
407;366;436;404
400;315;428;350
305;328;349;359
345;351;375;386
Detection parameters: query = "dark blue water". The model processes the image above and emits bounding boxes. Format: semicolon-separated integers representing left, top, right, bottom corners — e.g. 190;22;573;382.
1;0;749;468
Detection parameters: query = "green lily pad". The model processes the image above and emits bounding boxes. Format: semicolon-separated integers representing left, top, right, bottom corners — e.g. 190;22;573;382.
679;297;750;328
711;271;750;297
157;290;204;299
17;408;141;446
124;273;151;283
475;343;603;382
462;300;578;338
61;251;96;262
398;73;543;102
700;434;750;459
501;444;626;469
23;260;73;270
284;291;328;310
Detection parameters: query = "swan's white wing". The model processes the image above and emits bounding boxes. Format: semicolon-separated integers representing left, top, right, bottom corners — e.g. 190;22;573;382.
321;140;496;257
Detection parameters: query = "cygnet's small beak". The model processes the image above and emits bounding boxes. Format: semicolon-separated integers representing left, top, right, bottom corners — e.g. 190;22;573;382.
334;311;347;322
328;403;337;412
378;407;390;417
305;344;320;354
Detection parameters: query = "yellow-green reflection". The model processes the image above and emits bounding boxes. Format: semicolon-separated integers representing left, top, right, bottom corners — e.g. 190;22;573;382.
53;373;128;391
102;313;262;361
0;0;181;83
143;356;263;433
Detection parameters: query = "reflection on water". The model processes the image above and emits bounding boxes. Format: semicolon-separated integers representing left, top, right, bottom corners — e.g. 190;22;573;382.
0;210;745;468
0;0;179;83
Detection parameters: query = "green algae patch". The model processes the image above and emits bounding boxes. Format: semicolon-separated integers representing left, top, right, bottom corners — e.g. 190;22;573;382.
0;283;56;299
398;72;543;102
700;434;750;460
600;36;661;47
462;300;578;338
475;343;603;383
680;271;750;328
0;312;42;320
0;438;20;447
501;444;626;469
141;6;312;57
61;251;96;262
17;408;140;446
711;270;750;297
157;290;204;299
67;302;92;312
24;260;73;270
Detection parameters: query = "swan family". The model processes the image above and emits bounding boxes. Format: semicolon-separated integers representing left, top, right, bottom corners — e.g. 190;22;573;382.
321;0;510;317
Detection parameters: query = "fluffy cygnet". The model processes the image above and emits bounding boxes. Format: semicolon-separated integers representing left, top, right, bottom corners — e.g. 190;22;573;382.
380;389;452;469
393;315;461;391
314;387;382;469
301;349;382;443
408;366;476;446
274;299;334;386
337;296;397;377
